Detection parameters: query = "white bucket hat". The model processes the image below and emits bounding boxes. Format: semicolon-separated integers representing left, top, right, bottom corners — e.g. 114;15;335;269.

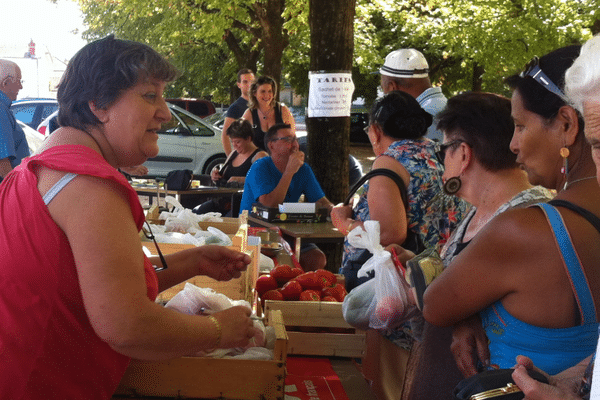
379;49;429;79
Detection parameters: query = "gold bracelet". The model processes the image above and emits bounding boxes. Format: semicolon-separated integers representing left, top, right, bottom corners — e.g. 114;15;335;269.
208;315;222;348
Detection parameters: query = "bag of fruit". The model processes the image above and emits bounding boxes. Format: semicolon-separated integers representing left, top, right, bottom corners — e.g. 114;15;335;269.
342;221;416;331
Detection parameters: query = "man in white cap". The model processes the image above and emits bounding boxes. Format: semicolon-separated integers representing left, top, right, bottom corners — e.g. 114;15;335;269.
379;48;446;141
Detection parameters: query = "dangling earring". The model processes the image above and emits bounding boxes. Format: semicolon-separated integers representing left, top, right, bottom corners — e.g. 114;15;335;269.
560;147;570;175
443;177;462;195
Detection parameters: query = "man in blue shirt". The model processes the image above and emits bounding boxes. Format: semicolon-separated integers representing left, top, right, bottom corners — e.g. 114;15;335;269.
222;69;255;155
240;123;333;270
378;48;447;142
0;60;29;181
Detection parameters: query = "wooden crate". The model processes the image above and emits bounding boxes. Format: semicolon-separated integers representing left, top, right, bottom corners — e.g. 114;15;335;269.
264;300;366;358
114;310;288;400
143;211;260;305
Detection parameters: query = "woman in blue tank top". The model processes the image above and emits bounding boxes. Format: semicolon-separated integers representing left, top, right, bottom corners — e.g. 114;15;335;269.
422;45;600;378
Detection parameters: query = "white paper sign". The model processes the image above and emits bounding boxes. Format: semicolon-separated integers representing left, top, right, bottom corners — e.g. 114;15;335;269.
307;72;355;118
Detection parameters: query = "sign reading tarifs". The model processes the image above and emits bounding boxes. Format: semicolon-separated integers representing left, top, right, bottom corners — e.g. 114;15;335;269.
307;72;355;118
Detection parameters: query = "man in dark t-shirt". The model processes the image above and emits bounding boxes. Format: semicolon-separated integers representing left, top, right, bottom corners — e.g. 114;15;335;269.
222;69;255;155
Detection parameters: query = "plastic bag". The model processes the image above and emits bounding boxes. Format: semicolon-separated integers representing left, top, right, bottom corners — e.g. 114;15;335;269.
342;221;415;331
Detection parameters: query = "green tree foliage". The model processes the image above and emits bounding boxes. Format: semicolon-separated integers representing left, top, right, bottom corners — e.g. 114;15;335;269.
77;0;599;104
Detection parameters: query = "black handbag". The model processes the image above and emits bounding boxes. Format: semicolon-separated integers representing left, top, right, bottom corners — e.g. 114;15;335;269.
453;368;549;400
344;168;425;254
165;169;193;190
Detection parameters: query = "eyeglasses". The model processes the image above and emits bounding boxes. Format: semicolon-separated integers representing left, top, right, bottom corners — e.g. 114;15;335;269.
271;136;297;143
436;140;465;163
142;221;168;272
520;56;569;102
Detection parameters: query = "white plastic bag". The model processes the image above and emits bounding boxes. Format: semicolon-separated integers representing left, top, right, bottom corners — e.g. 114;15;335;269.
342;221;415;331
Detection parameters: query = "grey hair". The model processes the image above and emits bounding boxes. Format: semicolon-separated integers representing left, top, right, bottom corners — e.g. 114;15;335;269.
0;60;18;81
565;35;600;113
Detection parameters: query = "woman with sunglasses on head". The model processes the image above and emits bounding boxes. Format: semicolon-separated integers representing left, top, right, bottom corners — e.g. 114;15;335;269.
400;91;553;400
0;36;258;399
422;45;600;380
242;75;295;151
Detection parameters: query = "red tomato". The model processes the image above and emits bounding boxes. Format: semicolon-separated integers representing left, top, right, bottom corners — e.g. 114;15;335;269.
321;295;338;302
280;280;303;300
299;290;321;301
374;296;405;324
262;289;284;301
255;275;278;296
290;267;304;278
271;264;296;285
315;269;337;287
321;283;347;302
293;271;325;291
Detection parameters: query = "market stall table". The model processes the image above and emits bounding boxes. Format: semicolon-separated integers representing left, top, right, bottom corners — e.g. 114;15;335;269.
132;181;243;210
248;216;345;271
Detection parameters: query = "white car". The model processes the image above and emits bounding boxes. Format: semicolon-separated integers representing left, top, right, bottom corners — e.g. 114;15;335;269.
37;103;227;177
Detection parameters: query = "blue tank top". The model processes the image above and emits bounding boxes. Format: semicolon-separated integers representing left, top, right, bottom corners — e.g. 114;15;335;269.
480;202;599;375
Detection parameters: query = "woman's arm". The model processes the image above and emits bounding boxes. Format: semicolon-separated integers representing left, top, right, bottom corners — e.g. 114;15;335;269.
49;175;255;360
367;155;410;246
281;104;295;132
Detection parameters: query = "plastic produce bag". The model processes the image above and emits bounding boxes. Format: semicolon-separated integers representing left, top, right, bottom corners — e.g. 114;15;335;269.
342;221;415;331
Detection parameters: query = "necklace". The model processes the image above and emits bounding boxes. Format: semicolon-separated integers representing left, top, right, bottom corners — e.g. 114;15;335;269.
564;176;597;190
258;108;272;120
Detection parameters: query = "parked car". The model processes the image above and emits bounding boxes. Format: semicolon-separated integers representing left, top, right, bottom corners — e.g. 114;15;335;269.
37;103;226;178
10;98;58;131
165;98;216;118
18;120;46;154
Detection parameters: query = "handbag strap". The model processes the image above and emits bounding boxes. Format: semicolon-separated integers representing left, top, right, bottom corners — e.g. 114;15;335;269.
344;168;408;209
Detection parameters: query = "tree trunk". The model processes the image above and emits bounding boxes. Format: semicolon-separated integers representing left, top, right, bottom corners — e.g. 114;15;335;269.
307;0;356;204
255;0;288;97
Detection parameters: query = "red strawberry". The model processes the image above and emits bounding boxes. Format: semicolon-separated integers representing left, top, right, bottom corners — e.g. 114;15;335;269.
255;275;278;296
280;280;303;300
299;290;321;301
262;289;284;301
271;264;296;285
315;269;337;287
321;283;347;302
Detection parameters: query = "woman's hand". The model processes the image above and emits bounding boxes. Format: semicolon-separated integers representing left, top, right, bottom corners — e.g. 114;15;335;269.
451;315;490;377
331;203;353;233
210;166;222;182
211;305;258;349
196;245;252;281
512;357;582;400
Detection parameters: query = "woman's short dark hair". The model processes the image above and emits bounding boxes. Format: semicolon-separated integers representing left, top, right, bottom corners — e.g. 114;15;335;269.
505;45;581;121
226;118;253;140
57;35;179;131
369;91;433;140
248;76;277;110
437;92;517;171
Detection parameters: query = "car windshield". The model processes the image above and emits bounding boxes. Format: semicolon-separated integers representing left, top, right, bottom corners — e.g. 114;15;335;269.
160;106;215;137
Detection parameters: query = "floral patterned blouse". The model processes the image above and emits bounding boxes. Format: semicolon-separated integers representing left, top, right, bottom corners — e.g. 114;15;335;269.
341;138;468;273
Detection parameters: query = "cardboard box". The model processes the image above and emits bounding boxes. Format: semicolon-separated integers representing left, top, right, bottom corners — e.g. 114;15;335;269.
264;300;366;358
114;310;288;399
250;203;328;223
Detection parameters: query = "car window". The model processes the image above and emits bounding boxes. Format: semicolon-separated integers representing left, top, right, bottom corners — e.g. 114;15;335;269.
161;108;215;137
41;104;58;122
11;104;37;127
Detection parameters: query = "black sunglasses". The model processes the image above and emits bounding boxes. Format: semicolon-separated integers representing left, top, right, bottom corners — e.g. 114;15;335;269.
436;140;465;163
142;221;168;272
520;56;569;102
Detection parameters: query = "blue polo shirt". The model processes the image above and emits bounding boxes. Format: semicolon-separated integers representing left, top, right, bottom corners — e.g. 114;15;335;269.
226;96;249;120
0;92;30;168
239;157;326;213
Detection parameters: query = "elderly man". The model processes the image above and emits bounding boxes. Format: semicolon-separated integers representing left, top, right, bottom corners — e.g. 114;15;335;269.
378;48;446;141
222;68;255;155
0;60;29;181
240;123;333;270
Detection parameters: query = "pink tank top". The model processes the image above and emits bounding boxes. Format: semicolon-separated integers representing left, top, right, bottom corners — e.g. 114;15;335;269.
0;145;159;399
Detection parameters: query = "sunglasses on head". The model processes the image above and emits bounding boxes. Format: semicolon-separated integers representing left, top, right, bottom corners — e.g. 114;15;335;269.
519;56;569;102
436;140;466;163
